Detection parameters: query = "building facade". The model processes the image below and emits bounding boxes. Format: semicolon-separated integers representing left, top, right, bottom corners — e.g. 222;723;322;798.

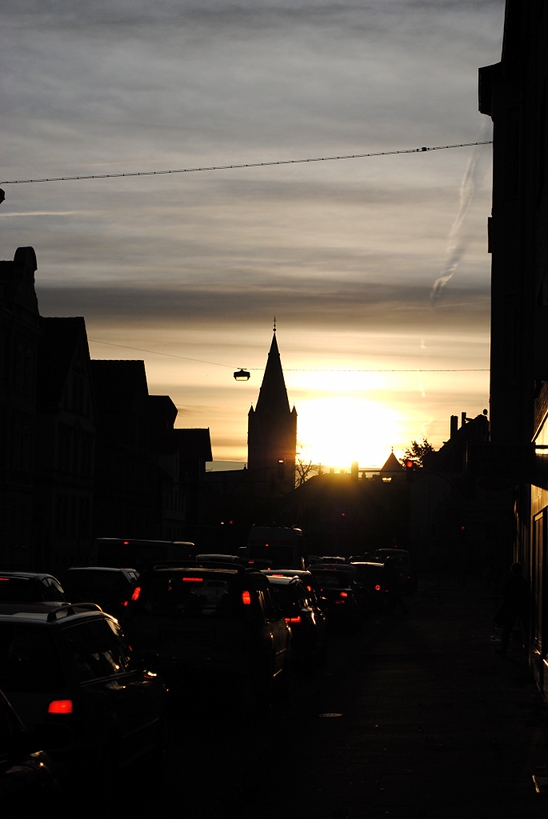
0;248;41;566
479;1;548;695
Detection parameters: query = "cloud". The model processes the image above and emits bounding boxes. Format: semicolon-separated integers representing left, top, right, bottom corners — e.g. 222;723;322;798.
36;276;489;334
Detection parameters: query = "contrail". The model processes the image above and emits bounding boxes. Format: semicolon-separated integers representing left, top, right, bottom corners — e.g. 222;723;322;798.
431;132;491;306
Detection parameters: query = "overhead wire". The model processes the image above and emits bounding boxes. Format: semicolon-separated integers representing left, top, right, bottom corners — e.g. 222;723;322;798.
0;140;492;186
90;338;487;373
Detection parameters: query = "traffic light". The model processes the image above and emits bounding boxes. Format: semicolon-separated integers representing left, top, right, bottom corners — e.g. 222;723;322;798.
405;459;414;482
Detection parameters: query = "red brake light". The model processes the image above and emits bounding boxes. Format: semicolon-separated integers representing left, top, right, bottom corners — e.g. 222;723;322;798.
242;591;252;605
131;586;141;601
339;591;348;598
285;616;302;624
48;700;73;715
182;577;203;583
375;584;381;591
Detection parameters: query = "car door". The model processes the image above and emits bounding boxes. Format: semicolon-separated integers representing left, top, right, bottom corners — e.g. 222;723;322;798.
64;617;163;767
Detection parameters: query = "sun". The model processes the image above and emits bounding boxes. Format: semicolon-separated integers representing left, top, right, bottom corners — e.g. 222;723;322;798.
297;397;400;470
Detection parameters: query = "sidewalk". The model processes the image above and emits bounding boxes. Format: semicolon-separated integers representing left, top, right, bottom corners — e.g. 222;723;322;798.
236;574;548;819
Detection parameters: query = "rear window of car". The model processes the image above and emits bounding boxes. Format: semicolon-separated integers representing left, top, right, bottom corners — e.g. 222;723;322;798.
63;619;136;681
0;577;59;603
311;571;349;588
0;624;65;692
378;552;410;567
64;570;132;594
134;572;255;620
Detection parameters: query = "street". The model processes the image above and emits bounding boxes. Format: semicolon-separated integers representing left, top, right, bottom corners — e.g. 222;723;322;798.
121;579;548;819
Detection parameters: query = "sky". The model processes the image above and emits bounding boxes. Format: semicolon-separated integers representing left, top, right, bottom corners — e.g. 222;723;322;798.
2;0;506;470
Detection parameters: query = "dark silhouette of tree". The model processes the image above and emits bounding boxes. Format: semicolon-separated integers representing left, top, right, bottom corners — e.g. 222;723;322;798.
295;442;318;486
401;438;435;469
295;457;318;486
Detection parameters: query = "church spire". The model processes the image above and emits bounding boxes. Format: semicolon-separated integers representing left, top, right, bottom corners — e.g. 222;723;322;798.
254;330;290;416
247;325;297;496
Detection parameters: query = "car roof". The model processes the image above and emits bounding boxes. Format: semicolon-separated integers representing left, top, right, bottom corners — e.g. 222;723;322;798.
0;602;108;624
63;566;138;574
142;565;242;576
349;561;383;567
263;575;302;586
0;572;61;581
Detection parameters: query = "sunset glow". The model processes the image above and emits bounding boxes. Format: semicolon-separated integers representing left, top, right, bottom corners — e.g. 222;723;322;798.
3;1;502;472
297;397;401;470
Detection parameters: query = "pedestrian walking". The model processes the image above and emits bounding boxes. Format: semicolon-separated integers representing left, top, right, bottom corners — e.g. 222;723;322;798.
495;562;529;656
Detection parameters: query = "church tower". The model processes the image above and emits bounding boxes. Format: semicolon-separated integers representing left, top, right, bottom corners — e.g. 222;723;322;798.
247;327;297;496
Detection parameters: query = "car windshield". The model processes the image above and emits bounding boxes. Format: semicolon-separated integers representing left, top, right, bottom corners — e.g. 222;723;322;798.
0;624;65;692
134;572;253;619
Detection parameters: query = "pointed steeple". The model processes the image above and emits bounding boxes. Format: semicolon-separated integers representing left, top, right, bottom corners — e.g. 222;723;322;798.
247;326;297;496
254;331;290;416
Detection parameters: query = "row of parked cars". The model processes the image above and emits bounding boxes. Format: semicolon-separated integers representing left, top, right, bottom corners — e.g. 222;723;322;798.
0;548;416;801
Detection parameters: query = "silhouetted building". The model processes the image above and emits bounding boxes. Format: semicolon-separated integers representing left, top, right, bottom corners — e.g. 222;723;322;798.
153;417;213;542
380;450;405;481
247;330;297;496
479;1;548;695
0;247;40;566
91;360;168;542
1;244;216;570
34;317;96;572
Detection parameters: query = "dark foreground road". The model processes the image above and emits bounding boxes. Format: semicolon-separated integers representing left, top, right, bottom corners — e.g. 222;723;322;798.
120;577;548;819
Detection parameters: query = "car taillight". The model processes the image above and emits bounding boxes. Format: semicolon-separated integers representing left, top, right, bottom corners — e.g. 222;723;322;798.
375;584;381;591
285;616;302;624
182;577;203;583
242;591;252;605
131;586;141;601
339;591;348;598
48;700;73;715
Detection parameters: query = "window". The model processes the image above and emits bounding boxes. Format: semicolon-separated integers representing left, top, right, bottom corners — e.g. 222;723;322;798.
65;619;131;682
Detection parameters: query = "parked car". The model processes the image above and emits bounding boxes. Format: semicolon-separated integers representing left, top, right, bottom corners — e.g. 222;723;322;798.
0;602;167;791
0;687;66;809
122;565;292;700
60;566;139;618
309;566;363;630
262;574;328;670
374;549;417;593
0;572;66;604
